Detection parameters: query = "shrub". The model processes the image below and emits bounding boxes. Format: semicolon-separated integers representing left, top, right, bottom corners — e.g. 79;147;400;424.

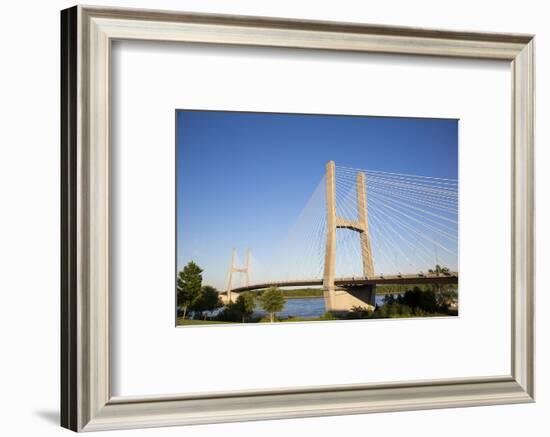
401;287;438;313
319;311;338;320
215;302;243;322
347;306;373;319
374;302;413;318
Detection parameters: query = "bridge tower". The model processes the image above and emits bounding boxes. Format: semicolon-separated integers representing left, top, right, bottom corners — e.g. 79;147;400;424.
225;248;250;303
323;161;376;312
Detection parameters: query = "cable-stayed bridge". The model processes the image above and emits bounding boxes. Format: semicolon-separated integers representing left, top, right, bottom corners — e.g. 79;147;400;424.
220;161;458;313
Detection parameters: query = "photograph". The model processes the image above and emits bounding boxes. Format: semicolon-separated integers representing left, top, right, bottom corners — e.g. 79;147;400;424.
176;110;459;325
0;0;539;434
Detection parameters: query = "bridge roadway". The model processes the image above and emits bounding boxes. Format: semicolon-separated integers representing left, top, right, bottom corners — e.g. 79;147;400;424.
225;272;458;294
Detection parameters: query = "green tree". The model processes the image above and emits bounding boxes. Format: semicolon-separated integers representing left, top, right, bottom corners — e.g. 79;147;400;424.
234;292;256;322
401;286;438;313
438;287;458;310
258;287;286;322
375;302;413;318
177;261;203;319
428;264;451;301
193;285;222;320
215;302;241;322
428;264;451;276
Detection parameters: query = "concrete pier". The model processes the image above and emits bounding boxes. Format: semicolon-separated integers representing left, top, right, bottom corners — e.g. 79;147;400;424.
323;285;376;314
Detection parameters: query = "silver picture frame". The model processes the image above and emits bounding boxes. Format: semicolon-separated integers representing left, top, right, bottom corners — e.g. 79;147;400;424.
61;5;535;432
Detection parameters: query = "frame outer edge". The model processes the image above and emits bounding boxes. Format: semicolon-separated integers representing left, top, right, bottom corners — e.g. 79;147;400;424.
77;4;535;45
79;4;92;431
511;38;535;398
60;5;536;432
61;5;79;432
86;378;531;431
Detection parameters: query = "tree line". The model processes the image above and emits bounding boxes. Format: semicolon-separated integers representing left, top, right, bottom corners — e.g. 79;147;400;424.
177;261;287;322
177;261;458;322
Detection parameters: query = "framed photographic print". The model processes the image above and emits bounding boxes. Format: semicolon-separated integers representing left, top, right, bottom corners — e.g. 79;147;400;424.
61;5;535;432
175;111;459;325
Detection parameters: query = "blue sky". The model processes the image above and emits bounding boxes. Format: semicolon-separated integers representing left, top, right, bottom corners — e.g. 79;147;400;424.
176;110;458;289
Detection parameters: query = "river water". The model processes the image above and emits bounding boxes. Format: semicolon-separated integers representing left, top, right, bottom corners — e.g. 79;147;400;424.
252;295;392;319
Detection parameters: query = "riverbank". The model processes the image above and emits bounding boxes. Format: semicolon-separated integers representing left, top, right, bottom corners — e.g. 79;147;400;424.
282;288;323;299
177;287;458;325
177;313;337;325
177;318;232;326
277;285;458;299
177;310;457;326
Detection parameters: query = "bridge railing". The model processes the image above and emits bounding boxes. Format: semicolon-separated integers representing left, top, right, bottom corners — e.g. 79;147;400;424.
222;271;458;294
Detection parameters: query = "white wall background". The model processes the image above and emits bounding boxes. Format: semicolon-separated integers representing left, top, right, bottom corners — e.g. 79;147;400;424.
0;0;546;436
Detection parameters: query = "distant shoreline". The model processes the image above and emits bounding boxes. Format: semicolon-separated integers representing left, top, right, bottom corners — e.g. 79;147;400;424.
276;284;458;300
284;295;322;299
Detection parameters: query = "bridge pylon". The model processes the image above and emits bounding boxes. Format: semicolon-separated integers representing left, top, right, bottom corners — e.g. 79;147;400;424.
225;248;250;303
323;161;376;312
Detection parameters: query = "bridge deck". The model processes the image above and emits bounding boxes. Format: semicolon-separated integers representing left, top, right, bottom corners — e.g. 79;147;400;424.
224;273;458;294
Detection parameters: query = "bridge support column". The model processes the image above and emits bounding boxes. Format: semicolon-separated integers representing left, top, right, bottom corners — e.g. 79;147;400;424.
323;161;376;313
323;285;376;314
356;172;375;278
225;249;250;303
323;161;337;293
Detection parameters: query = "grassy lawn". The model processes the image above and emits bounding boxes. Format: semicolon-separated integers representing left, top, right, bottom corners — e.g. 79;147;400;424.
176;318;233;326
176;316;336;325
177;312;456;325
276;316;336;322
